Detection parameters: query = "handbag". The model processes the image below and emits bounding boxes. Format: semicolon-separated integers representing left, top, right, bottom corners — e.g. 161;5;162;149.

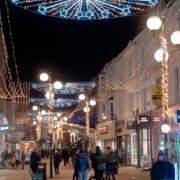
97;163;106;170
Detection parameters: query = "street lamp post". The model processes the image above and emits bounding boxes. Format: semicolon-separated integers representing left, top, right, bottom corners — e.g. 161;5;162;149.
147;14;180;158
39;72;62;178
79;94;96;151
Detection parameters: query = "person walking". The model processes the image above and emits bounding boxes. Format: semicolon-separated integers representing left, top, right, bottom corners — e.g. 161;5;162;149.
105;147;116;180
53;149;61;175
21;151;26;169
72;148;79;180
15;151;21;169
75;149;90;180
150;152;175;180
30;149;41;173
1;150;8;169
10;153;16;169
93;146;105;180
61;148;69;166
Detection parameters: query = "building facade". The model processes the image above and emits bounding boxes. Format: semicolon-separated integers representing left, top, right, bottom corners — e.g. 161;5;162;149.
96;0;180;168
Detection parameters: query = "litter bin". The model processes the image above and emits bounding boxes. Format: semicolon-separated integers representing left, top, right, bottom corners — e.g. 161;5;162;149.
38;163;46;180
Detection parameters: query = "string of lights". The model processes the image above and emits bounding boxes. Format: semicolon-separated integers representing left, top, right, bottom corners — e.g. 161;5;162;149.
5;0;20;82
11;0;158;20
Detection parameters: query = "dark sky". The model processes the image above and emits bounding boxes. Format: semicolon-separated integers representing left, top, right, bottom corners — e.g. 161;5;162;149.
1;0;152;82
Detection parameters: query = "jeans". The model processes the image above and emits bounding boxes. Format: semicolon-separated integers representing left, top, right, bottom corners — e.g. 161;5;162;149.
78;171;87;180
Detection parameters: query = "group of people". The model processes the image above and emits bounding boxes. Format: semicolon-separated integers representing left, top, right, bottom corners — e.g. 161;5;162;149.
71;146;119;180
1;150;26;169
29;146;176;180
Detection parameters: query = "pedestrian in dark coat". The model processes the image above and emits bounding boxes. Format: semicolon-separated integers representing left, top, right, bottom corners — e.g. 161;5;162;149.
72;148;78;180
150;152;175;180
94;146;105;180
30;149;41;173
53;150;61;175
21;151;26;169
61;149;69;166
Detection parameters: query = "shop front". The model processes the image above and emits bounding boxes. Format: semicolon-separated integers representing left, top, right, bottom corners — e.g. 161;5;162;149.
124;120;137;166
96;120;115;152
150;109;164;162
136;114;151;168
167;106;180;180
116;120;126;165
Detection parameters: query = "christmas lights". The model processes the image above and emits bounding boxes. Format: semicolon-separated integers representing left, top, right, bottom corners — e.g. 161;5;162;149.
31;82;96;94
11;0;158;20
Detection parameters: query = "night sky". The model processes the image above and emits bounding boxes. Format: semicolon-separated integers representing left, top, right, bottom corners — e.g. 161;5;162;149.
1;0;153;82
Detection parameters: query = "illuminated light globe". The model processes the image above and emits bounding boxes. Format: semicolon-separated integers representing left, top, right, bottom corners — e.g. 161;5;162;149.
53;116;57;121
32;105;38;111
154;48;169;62
79;94;85;101
147;16;162;30
54;81;63;90
84;106;90;112
45;91;54;99
103;116;107;120
161;123;170;133
63;117;68;121
57;112;62;117
41;110;46;115
10;0;159;20
171;31;180;45
90;99;96;106
33;121;37;125
40;73;49;82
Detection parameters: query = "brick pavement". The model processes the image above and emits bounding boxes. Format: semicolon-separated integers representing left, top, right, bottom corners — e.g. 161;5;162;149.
0;160;151;180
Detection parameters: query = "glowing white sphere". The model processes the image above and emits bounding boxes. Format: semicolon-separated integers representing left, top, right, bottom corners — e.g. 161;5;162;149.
171;31;180;45
45;91;54;100
41;110;46;115
32;105;38;111
54;81;63;90
154;48;169;62
83;106;90;112
63;117;68;121
57;112;62;117
79;94;86;101
40;73;49;82
103;116;107;120
161;124;170;133
90;99;96;106
68;130;71;133
147;16;162;30
53;116;57;121
33;121;37;125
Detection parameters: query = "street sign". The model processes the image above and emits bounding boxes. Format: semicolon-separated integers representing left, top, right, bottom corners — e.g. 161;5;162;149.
152;86;162;105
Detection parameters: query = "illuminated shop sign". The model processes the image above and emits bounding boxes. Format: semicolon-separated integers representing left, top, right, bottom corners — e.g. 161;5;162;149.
127;121;135;130
99;126;108;134
0;125;9;131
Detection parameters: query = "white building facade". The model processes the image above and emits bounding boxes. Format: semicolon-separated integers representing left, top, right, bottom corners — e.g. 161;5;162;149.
96;0;180;168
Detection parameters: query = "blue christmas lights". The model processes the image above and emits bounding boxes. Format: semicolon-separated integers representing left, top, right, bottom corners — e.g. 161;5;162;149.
31;82;96;94
31;98;80;107
11;0;159;20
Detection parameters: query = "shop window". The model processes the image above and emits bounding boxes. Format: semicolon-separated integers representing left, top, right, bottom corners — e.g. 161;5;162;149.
110;102;114;120
119;97;123;117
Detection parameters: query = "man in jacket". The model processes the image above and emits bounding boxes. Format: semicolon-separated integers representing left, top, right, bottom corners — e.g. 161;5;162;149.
75;149;90;180
105;147;116;180
30;149;41;173
53;149;61;174
93;146;105;180
150;152;175;180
